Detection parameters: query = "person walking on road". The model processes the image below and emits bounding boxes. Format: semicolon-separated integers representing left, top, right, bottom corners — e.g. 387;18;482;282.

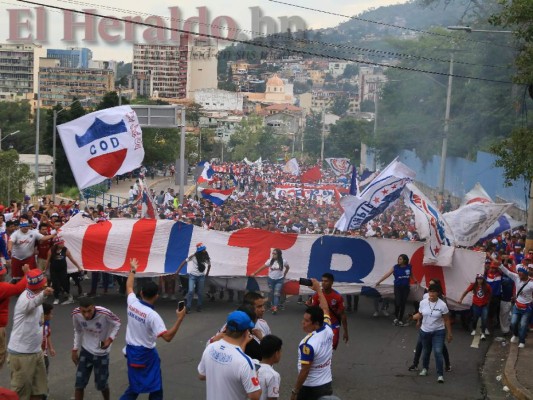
7;268;54;399
251;248;290;315
499;263;533;348
458;274;492;339
176;243;211;313
375;254;418;326
71;297;121;400
412;284;453;383
46;237;83;305
120;258;187;400
291;278;334;400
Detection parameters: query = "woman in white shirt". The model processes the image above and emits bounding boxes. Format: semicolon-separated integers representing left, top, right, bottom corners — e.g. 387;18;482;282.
251;249;290;315
412;284;453;383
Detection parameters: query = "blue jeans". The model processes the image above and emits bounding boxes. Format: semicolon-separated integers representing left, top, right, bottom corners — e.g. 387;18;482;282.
511;305;533;344
120;387;162;400
186;274;205;309
472;304;489;332
420;328;446;376
267;277;284;307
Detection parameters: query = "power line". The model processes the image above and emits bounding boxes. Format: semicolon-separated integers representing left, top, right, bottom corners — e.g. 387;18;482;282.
16;0;516;84
49;0;512;70
267;0;519;50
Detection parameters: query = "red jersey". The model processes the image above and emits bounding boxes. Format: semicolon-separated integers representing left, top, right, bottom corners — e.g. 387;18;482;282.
466;283;492;306
37;238;52;260
311;289;344;327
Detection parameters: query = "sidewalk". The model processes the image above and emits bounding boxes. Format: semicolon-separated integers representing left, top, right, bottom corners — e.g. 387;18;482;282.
503;342;533;400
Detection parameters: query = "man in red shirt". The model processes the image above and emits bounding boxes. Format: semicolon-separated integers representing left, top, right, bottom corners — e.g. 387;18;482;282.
36;223;52;274
309;273;349;350
0;263;28;368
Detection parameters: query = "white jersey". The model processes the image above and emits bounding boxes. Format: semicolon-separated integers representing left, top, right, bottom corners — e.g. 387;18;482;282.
198;339;261;400
8;289;46;354
500;267;533;305
10;229;43;259
125;293;166;349
258;363;280;400
266;259;289;280
72;306;121;356
418;298;449;332
254;319;271;341
298;315;334;387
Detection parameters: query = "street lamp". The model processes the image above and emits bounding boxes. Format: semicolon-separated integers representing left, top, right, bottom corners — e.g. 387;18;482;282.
0;130;20;151
52;98;91;202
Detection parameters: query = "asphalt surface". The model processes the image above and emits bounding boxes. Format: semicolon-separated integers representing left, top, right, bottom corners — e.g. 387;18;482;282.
0;286;490;400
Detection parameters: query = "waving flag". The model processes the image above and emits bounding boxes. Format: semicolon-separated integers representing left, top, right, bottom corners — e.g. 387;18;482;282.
283;158;300;175
197;161;214;183
325;158;351;176
404;183;454;265
199;188;234;206
57;106;144;189
462;183;524;240
301;166;322;183
336;158;415;231
349;166;359;196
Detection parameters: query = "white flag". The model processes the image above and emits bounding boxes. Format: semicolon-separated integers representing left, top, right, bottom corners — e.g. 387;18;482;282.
444;202;513;247
58;106;144;189
403;183;455;265
283;158;300;175
325;158;351;176
462;182;492;205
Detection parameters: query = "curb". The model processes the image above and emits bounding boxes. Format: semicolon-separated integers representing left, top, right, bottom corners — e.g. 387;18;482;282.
503;345;531;400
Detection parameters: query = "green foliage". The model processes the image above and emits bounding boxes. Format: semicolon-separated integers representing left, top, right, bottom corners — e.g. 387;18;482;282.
342;64;359;79
360;100;375;113
96;92;129;111
326;118;372;161
0;101;34;153
490;127;533;186
303;112;323;158
228;115;282;161
0;150;33;204
329;95;350;117
186;103;204;127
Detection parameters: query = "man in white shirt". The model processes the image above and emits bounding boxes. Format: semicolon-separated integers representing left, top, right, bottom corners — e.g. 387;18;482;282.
8;219;56;281
198;311;262;400
257;335;282;400
291;278;334;400
7;268;54;399
120;258;186;400
71;297;121;400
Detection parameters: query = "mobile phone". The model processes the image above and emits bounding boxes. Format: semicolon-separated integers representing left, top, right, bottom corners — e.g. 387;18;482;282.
178;301;185;311
299;278;313;287
99;341;105;348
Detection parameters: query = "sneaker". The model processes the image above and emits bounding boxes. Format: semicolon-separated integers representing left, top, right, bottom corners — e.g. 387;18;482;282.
510;336;518;343
480;333;486;340
397;321;404;327
519;343;525;349
484;329;490;336
445;365;452;372
437;376;444;383
61;296;74;305
53;299;60;305
419;368;428;376
408;364;419;371
393;319;399;325
373;311;379;317
382;310;390;317
471;330;476;336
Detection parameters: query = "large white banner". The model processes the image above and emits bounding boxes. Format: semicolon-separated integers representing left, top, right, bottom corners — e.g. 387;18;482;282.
60;214;483;306
274;186;337;203
58;106;144;189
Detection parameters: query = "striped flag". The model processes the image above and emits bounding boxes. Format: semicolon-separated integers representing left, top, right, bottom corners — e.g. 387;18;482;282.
199;188;235;206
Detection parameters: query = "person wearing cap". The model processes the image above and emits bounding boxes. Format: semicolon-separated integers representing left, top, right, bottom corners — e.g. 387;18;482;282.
46;236;83;305
176;242;211;313
0;264;28;369
120;258;186;400
291;278;334;400
7;268;54;399
500;263;533;348
198;310;262;400
459;274;492;339
7;217;57;282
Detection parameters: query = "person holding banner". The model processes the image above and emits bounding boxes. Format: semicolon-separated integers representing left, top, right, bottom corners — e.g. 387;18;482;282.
375;254;418;326
176;243;211;313
251;249;290;315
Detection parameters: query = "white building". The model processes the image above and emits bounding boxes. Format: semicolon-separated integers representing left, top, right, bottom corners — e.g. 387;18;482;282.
0;43;45;101
194;89;243;112
358;66;387;102
186;39;218;99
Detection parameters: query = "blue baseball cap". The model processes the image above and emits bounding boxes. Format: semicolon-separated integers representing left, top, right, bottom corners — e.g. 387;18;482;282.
226;311;254;331
517;265;528;274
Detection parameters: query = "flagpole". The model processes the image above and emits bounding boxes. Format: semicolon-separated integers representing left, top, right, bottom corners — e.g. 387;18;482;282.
179;107;186;205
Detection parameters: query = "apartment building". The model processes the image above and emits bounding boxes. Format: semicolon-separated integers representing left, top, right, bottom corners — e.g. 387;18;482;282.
0;43;45;100
47;47;92;68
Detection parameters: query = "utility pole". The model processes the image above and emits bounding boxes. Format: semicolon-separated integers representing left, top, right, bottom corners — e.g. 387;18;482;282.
438;53;454;204
320;108;325;163
35;74;41;195
0;128;2;151
179;107;186;205
52;110;57;202
372;84;379;171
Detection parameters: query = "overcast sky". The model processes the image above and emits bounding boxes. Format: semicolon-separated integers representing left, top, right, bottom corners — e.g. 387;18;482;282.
0;0;408;62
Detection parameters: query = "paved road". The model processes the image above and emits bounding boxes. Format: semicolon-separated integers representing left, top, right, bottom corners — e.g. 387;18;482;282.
0;285;491;400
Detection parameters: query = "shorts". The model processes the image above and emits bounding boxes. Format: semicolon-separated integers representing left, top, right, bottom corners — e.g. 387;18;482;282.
75;348;110;391
11;256;37;279
297;381;333;400
8;352;48;398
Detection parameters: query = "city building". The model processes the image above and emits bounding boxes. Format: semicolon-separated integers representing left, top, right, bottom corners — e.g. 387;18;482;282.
243;74;294;106
46;47;93;68
358;66;387;102
0;43;45;101
38;65;114;108
299;90;359;115
186;39;218;98
88;59;118;75
194;88;244;112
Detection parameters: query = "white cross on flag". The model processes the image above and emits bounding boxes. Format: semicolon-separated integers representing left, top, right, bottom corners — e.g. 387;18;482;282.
57;106;144;189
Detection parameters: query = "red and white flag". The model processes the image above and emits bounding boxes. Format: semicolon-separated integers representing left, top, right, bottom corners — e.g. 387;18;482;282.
57;106;144;189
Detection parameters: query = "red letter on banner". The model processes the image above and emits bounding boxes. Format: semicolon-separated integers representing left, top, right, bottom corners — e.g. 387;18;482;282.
410;246;447;295
81;219;157;272
228;228;297;275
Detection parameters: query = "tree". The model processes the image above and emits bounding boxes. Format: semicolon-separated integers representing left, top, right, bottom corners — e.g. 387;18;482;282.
0;150;33;204
228;115;281;161
303;111;323;158
342;64;359;79
96;91;129;110
360;100;375;113
329;95;350;117
186;103;204;127
326;117;372;160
